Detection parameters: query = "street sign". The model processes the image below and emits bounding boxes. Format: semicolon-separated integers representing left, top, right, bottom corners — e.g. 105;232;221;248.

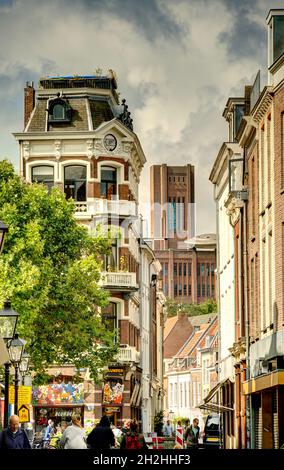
9;385;32;405
18;404;30;423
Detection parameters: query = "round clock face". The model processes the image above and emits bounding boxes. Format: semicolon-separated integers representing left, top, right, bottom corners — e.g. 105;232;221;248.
103;134;117;151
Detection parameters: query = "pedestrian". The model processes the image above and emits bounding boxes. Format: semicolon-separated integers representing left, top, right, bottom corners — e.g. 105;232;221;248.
120;420;148;450
184;418;200;449
163;419;173;437
59;413;87;449
86;415;115;450
0;415;31;449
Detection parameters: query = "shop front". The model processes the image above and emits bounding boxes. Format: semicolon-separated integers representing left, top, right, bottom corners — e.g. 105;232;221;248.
32;381;85;433
102;367;124;427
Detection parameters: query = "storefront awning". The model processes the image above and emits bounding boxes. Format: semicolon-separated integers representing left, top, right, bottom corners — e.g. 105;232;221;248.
197;378;234;413
243;370;284;395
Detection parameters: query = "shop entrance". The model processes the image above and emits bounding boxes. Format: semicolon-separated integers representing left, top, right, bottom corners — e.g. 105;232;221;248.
102;406;121;427
34;406;84;434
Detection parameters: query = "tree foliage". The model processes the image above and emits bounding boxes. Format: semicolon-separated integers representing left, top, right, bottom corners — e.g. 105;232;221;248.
165;298;217;318
0;160;118;382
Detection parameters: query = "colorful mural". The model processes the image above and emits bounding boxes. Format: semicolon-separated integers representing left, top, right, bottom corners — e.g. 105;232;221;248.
32;382;84;406
103;381;124;405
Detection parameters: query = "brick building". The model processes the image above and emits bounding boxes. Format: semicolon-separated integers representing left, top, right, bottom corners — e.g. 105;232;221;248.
14;73;165;431
209;9;284;449
150;164;216;303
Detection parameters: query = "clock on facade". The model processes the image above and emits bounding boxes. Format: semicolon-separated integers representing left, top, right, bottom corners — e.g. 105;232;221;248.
103;134;117;151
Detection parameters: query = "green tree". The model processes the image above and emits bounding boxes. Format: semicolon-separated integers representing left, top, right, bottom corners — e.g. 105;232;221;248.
154;410;164;436
0;160;118;382
165;298;217;318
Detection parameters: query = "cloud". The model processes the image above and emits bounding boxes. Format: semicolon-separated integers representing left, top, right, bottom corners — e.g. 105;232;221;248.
0;0;278;234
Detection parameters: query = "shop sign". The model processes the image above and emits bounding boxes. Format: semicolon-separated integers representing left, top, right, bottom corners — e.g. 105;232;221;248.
105;367;124;377
9;386;32;405
32;381;84;406
54;410;74;417
18;404;30;423
103;406;120;413
103;381;123;405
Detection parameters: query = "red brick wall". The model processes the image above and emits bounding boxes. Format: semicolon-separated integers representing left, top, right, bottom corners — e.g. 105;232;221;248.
273;85;284;330
24;84;35;128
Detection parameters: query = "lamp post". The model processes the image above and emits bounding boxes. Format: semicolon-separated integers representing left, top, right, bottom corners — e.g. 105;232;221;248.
7;333;25;415
0;301;19;428
19;350;30;386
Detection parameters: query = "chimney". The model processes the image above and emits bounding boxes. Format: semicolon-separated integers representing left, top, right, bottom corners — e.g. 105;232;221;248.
24;81;35;129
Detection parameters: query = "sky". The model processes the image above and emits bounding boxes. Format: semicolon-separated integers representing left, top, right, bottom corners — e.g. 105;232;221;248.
0;0;283;235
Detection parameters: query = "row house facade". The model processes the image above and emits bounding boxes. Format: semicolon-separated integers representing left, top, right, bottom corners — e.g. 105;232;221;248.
209;9;284;449
14;72;165;431
163;313;218;428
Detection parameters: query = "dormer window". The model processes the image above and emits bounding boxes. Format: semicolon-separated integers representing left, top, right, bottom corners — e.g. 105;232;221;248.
48;96;72;123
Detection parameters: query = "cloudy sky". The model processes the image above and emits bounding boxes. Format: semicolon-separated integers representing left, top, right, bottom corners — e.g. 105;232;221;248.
0;0;283;234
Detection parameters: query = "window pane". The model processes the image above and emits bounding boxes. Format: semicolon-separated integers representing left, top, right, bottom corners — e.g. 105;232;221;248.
64;166;87;201
53;104;65;120
65;165;86;180
32;166;54;193
273;16;284;63
101;167;117;182
32;166;54;178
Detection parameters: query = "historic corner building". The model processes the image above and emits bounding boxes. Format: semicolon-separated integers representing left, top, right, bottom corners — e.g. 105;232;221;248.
209;9;284;449
150;164;216;303
14;72;165;431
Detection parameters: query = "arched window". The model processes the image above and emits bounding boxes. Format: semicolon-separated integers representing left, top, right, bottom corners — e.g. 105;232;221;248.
102;302;117;342
48;98;72;123
52;103;65;120
64;165;86;201
100;166;117;199
32;165;54;193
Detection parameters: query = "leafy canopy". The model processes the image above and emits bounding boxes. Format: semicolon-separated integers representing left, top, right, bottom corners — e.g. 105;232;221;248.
165;298;217;318
0;160;118;382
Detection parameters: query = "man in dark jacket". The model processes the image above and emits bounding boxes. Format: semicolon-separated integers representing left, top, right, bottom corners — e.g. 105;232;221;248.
0;415;31;449
87;416;115;450
184;418;200;449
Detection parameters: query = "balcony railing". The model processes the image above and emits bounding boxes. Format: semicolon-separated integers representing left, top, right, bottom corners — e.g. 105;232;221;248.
99;271;138;291
117;346;140;364
74;200;137;218
93;199;137;217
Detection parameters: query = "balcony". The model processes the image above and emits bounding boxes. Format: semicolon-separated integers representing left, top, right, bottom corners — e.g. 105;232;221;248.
74;199;137;219
93;199;137;217
116;345;140;364
99;271;138;292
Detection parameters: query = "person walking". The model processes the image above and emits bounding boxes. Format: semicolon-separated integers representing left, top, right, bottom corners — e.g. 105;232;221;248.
59;413;87;449
0;415;31;449
120;420;148;450
86;416;115;450
184;418;200;449
163;420;173;437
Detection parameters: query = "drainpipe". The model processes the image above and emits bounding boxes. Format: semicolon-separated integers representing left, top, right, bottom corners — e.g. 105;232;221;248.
243;198;251;448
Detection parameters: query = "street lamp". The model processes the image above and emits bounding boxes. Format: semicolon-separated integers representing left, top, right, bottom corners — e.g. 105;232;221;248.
168;410;174;421
0;301;20;428
0;301;20;341
7;333;25;415
0;220;8;254
19;350;30;385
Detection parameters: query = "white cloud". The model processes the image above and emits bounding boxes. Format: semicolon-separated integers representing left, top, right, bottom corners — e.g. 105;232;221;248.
0;0;277;234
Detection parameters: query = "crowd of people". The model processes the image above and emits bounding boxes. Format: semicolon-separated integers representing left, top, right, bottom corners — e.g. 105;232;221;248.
0;414;200;450
163;417;201;449
0;414;148;450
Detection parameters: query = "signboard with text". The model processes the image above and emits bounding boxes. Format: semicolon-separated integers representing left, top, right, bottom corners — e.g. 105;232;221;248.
9;386;32;405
